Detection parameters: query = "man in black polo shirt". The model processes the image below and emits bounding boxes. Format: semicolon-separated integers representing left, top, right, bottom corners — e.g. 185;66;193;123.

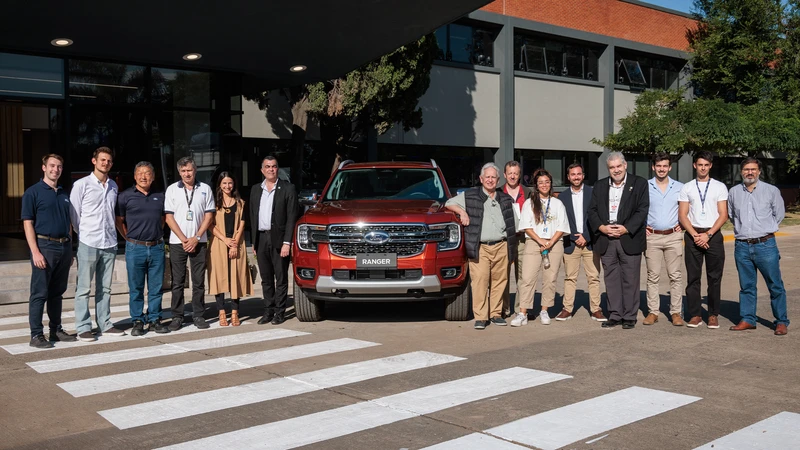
21;154;77;348
115;161;169;335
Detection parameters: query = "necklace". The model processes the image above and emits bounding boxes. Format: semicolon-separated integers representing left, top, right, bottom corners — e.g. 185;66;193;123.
222;197;234;213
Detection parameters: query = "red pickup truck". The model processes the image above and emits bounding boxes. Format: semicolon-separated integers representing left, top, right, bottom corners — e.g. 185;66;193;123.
292;160;471;321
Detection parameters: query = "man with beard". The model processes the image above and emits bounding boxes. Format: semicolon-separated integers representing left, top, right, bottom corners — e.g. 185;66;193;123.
728;157;789;336
70;147;124;341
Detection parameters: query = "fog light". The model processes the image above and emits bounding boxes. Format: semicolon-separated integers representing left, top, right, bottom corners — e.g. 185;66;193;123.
297;268;316;280
441;267;459;279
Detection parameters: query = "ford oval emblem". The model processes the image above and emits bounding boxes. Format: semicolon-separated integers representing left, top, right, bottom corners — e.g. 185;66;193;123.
364;231;390;244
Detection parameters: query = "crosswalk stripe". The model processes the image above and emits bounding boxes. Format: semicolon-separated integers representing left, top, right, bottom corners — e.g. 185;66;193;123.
694;412;800;449
422;433;527;449
1;320;251;355
485;386;701;450
0;305;131;327
57;338;380;397
99;351;466;430
0;312;145;340
155;367;572;450
27;329;309;373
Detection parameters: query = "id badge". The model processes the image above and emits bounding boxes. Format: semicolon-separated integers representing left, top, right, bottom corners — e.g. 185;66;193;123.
543;226;548;233
700;210;706;219
186;210;194;221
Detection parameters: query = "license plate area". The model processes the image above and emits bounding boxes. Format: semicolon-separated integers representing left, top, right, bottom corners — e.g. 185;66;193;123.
356;253;397;269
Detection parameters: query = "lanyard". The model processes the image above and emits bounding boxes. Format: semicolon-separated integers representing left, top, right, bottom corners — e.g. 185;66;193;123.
184;184;195;208
696;179;711;212
541;196;551;226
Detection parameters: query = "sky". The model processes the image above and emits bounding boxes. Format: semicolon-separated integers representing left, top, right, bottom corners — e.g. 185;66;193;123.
642;0;694;13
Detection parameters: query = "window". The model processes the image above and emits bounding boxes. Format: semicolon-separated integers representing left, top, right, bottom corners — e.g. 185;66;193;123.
378;144;496;191
515;150;600;188
324;168;446;201
434;22;496;67
151;68;210;108
0;52;63;99
69;60;145;103
615;49;684;90
514;33;601;81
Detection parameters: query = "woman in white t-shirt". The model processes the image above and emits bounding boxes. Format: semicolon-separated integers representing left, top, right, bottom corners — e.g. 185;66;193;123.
511;169;572;327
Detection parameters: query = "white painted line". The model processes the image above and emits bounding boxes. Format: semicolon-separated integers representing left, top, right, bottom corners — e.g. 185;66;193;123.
694;412;800;449
100;351;465;430
585;433;609;444
58;338;379;397
421;433;527;449
486;386;701;450
155;367;572;450
27;329;309;373
0;305;131;327
2;320;251;355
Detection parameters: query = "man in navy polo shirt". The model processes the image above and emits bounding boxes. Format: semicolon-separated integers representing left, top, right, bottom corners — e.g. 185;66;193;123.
21;154;77;348
115;161;169;335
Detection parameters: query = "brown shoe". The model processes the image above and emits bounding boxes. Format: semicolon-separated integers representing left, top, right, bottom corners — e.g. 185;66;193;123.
555;310;572;321
729;321;756;331
643;313;658;325
671;314;685;326
707;315;720;329
230;310;240;327
775;324;788;336
591;310;607;322
218;310;228;327
686;316;703;328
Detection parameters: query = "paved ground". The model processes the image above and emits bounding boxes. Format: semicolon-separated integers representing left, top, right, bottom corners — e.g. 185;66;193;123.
0;228;798;449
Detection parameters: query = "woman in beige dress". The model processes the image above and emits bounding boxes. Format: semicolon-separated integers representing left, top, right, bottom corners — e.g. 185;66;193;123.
208;172;252;326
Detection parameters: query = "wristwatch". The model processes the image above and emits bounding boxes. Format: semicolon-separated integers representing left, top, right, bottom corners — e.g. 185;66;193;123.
707;232;713;238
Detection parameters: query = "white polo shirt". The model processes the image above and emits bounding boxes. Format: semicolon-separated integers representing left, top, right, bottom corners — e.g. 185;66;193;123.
70;172;118;249
164;180;215;244
678;178;728;228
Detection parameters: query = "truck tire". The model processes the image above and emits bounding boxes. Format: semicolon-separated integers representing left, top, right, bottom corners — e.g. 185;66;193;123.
294;284;324;322
444;276;471;321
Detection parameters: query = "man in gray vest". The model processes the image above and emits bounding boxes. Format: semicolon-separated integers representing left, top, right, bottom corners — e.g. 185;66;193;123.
446;162;517;330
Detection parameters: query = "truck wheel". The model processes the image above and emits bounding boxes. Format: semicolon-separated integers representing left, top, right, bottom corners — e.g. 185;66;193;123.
294;284;324;322
444;276;471;321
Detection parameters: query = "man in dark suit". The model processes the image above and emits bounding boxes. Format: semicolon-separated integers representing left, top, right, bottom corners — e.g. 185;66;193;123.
587;152;649;329
250;156;298;325
557;163;605;322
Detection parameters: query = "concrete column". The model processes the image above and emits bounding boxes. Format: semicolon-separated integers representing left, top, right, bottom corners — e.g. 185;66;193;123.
495;16;515;177
598;43;616;178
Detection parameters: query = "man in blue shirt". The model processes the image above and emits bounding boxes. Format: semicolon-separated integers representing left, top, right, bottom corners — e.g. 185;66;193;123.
116;161;169;336
728;157;789;336
643;153;685;326
20;154;77;348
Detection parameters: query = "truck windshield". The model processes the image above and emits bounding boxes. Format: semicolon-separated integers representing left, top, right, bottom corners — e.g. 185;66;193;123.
324;168;447;201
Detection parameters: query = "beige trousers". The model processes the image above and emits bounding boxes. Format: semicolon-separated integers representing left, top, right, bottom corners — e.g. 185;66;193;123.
469;241;509;321
562;245;602;313
517;240;564;310
502;237;526;314
644;232;683;315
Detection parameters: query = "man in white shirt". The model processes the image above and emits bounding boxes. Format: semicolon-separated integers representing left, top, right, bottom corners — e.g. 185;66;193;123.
499;161;531;317
70;147;124;341
165;157;215;331
678;151;729;329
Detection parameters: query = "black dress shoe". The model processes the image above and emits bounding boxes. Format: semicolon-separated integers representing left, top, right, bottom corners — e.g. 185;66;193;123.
622;320;636;329
257;313;275;325
271;315;285;325
602;319;622;328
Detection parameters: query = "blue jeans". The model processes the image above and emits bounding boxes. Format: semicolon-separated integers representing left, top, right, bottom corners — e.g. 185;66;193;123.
734;238;789;327
29;239;72;338
126;241;165;323
74;242;117;334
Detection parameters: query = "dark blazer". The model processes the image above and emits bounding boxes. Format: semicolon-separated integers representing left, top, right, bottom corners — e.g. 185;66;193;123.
249;179;299;251
560;184;594;254
587;174;649;255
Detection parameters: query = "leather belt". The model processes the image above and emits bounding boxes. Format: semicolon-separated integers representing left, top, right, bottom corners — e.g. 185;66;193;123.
693;227;711;233
736;233;775;245
37;234;70;243
126;237;164;247
483;238;507;246
651;228;676;235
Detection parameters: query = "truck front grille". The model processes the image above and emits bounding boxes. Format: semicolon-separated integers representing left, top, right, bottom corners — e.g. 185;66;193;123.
327;223;429;257
329;242;425;257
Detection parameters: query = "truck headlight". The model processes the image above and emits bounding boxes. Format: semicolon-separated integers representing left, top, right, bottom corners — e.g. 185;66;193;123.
429;222;461;251
297;224;327;252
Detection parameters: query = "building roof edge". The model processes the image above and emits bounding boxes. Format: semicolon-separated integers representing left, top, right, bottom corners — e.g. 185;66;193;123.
619;0;695;19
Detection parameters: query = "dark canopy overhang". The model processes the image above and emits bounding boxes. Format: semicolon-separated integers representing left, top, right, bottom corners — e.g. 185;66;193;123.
0;0;491;88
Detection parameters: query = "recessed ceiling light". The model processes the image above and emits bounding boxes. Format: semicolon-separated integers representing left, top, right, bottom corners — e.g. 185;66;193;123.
51;38;73;47
182;53;202;61
290;65;307;72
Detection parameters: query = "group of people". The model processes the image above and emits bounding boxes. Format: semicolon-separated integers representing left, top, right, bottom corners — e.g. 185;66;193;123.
446;151;790;336
22;150;297;348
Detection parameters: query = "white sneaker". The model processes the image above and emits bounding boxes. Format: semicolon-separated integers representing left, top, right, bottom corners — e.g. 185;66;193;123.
510;313;528;327
539;310;551;325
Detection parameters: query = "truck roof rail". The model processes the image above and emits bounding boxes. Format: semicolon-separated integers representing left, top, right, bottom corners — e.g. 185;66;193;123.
430;159;438;169
337;159;354;170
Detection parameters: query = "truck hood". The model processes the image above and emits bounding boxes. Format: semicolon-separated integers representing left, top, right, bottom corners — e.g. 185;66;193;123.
303;200;455;224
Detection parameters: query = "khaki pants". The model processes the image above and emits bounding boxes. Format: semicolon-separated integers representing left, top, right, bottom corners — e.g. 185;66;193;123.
502;237;526;314
469;241;509;321
644;232;683;315
562;245;601;313
517;240;564;310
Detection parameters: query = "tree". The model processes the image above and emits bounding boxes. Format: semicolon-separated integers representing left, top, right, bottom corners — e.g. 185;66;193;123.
245;33;438;185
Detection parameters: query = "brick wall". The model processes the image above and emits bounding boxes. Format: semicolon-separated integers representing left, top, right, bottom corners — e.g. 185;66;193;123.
481;0;696;51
